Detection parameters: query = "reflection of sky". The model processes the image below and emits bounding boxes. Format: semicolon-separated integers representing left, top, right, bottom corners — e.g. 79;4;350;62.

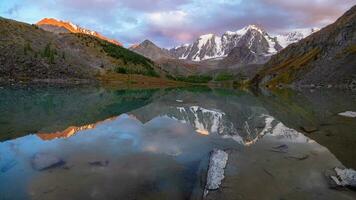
0;104;342;199
0;113;235;198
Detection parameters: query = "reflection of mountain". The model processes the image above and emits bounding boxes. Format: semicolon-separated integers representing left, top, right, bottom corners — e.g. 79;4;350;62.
129;89;313;145
259;89;356;168
36;116;118;140
30;88;323;148
0;87;158;141
169;106;236;136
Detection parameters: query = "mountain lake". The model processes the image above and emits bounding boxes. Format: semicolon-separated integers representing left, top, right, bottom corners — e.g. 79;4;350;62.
0;85;355;200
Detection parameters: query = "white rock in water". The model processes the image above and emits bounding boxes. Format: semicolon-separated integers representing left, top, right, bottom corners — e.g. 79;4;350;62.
31;153;64;171
205;149;228;190
338;111;356;118
331;168;356;187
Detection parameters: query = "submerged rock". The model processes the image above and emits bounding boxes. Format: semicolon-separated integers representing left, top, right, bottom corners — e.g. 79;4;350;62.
31;153;65;171
338;111;356;118
300;126;318;133
88;160;109;167
271;144;289;153
0;159;17;173
205;149;228;193
330;168;356;188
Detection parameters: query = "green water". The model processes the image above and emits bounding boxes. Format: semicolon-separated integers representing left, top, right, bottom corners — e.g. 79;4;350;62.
0;85;355;199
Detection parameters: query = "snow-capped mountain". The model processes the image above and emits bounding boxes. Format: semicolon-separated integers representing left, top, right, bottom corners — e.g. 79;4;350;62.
36;18;122;46
276;28;320;48
170;25;281;61
170;25;318;62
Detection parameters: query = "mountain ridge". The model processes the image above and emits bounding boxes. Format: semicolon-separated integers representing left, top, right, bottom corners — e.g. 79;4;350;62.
169;25;317;62
129;39;174;61
0;16;159;82
36;18;122;46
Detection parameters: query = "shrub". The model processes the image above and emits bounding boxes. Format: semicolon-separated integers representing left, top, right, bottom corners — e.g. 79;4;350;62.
214;72;234;81
175;75;213;83
114;67;128;74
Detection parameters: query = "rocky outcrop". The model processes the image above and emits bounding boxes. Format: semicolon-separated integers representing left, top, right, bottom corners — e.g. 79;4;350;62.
338;111;356;118
204;149;228;196
330;168;356;188
31;153;65;171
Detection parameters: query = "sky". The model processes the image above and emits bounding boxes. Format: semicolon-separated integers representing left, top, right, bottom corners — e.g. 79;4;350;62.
0;0;355;47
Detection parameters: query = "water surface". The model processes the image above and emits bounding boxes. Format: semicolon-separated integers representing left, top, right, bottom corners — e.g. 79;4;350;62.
0;85;355;199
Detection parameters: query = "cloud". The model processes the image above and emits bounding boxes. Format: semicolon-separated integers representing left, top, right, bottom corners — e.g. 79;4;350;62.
147;10;188;27
0;0;354;47
262;0;356;26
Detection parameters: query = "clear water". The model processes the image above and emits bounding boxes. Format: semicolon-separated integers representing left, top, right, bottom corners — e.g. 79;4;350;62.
0;85;355;199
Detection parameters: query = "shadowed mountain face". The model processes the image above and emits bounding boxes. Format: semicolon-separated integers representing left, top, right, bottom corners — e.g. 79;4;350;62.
129;40;174;61
37;18;122;46
219;46;270;68
252;5;356;88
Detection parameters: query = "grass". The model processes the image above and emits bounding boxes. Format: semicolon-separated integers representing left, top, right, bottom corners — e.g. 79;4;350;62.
168;75;213;83
97;72;185;89
258;48;321;88
214;72;234;81
344;44;356;54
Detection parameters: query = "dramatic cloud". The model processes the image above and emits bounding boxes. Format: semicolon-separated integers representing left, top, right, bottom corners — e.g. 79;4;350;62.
0;0;354;47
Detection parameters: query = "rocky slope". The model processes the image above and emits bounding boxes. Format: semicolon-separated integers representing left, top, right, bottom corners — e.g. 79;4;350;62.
252;5;356;89
129;40;174;61
37;18;122;46
0;17;157;82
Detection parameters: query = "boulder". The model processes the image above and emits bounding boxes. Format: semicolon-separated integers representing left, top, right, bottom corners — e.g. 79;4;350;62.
31;153;65;171
205;149;228;191
330;168;356;188
338;111;356;118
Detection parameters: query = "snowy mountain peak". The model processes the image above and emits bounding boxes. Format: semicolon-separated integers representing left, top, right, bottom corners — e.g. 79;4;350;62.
225;24;265;36
241;24;265;34
276;28;320;48
199;33;215;39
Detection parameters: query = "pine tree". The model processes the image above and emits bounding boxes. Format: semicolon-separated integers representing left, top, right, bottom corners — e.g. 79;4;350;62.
49;51;55;64
43;43;51;58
